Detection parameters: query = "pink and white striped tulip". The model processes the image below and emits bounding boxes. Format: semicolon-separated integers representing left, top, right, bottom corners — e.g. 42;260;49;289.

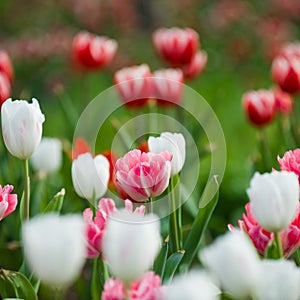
72;31;118;70
278;148;300;182
152;68;184;106
153;27;199;66
0;185;17;221
115;149;172;202
247;171;299;232
114;64;153;107
182;50;208;79
71;153;110;202
1;98;45;159
242;90;276;126
148;132;185;176
102;210;161;284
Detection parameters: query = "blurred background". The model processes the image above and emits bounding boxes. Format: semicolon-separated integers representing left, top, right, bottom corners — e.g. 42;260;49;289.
1;0;300;247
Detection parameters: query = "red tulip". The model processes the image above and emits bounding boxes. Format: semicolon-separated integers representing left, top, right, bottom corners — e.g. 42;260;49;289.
152;68;184;106
0;184;18;221
182;50;208;79
70;137;91;160
271;43;300;94
153;27;199;67
114;64;153;108
0;51;14;83
72;31;118;70
242;90;276;126
0;73;11;106
273;88;293;115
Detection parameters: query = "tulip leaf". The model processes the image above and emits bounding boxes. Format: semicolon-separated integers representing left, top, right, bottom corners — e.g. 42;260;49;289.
162;250;185;284
0;268;38;300
264;240;279;259
43;188;65;213
179;176;219;272
19;192;25;224
153;236;169;277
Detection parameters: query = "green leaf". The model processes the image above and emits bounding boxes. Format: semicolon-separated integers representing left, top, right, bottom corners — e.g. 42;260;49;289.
264;240;279;259
162;250;185;284
43;188;65;213
0;269;38;300
179;176;219;272
153;237;169;277
19;192;25;224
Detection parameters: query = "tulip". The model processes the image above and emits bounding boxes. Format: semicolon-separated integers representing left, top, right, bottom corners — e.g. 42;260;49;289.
70;137;91;160
152;68;184;106
247;171;299;232
182;50;208;79
0;50;14;83
153;27;199;66
242;90;276;126
102;278;126;300
255;260;300;300
273;88;293;115
148;132;185;176
102;210;161;284
0;73;11;106
164;270;220;300
115;149;172;202
30;137;62;174
278;148;300;182
71;153;110;202
229;202;300;257
271;43;300;94
200;231;260;299
0;185;17;221
22;213;86;288
72;31;118;70
1;98;45;160
114;64;153;107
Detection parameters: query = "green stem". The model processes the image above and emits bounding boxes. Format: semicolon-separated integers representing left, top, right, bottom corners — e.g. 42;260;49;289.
274;231;283;258
257;128;272;172
23;159;30;221
91;257;101;300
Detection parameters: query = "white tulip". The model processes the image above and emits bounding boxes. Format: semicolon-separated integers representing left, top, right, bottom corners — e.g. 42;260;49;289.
200;231;260;299
71;153;109;202
148;132;186;175
30;137;62;174
22;214;86;288
1;98;45;159
255;260;300;300
163;270;220;300
102;210;161;284
247;171;299;232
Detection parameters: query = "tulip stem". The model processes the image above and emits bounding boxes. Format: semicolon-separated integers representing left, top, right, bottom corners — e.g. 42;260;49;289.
169;175;182;252
274;231;283;258
91;257;101;300
23;159;30;220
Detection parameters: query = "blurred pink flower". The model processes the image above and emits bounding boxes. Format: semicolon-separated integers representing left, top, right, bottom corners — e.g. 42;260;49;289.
0;73;11;107
72;31;118;70
278;149;300;181
114;64;153;108
0;50;14;83
242;90;276;127
152;68;184;106
83;198;145;258
115;149;172;202
102;272;162;300
153;27;199;67
273;88;293;115
182;50;207;80
0;185;18;221
229;202;300;257
271;43;300;94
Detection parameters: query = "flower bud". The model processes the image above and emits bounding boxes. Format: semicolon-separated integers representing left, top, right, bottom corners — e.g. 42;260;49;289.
1;98;45;159
0;185;17;221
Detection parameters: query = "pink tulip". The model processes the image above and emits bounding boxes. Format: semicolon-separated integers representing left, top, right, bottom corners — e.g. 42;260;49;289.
0;184;18;221
229;202;300;257
115;149;172;202
0;50;14;83
182;50;208;79
0;73;11;107
83;198;145;258
152;68;184;106
278;149;300;182
72;31;118;70
271;43;300;94
153;27;199;67
242;90;276;127
102;272;162;300
114;64;153;108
